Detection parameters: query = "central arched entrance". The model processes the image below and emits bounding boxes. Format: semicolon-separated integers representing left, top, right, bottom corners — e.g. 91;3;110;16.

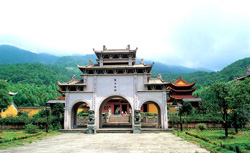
140;101;161;128
99;96;132;128
71;102;90;129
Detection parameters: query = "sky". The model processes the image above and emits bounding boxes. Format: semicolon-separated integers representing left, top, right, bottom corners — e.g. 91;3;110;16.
0;0;250;71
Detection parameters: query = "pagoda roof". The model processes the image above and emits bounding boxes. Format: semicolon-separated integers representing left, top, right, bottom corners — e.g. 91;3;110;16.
57;88;63;93
93;45;137;59
172;77;196;87
77;63;153;71
168;86;197;92
93;45;137;54
58;75;85;86
168;95;197;100
145;78;171;85
57;96;65;100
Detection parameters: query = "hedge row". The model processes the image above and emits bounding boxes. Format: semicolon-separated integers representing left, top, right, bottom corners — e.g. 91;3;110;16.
0;116;61;125
0;133;41;143
185;132;245;152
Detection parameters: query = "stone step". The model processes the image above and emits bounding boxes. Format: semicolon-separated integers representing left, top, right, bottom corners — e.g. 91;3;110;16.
109;115;130;122
97;128;133;133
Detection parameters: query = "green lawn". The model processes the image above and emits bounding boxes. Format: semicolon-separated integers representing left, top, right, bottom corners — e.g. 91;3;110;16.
0;130;60;149
174;129;250;153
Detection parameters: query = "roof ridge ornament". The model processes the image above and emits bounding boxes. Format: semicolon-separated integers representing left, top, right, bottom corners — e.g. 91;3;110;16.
88;59;94;66
103;45;107;51
126;44;130;50
140;58;144;65
72;74;76;81
158;73;162;80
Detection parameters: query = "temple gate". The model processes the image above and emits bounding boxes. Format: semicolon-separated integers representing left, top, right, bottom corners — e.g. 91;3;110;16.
51;45;170;133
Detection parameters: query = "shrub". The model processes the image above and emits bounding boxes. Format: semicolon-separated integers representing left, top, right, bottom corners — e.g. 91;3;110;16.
17;111;29;117
24;124;39;134
198;123;207;131
78;111;88;116
33;109;47;118
49;121;62;131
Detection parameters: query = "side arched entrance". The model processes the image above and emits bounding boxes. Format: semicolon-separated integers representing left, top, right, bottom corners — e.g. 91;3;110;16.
98;96;133;128
71;102;90;129
140;101;161;128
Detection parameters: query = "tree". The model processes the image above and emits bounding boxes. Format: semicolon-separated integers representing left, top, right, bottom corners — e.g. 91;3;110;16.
198;100;212;119
207;82;231;137
229;78;250;133
0;81;12;111
51;103;64;118
181;102;193;115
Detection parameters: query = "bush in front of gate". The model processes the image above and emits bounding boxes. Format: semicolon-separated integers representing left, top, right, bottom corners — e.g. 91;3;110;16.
0;112;63;131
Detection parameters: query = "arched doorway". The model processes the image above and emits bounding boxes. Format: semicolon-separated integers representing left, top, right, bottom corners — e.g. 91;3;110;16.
140;101;161;128
99;96;132;128
71;102;90;129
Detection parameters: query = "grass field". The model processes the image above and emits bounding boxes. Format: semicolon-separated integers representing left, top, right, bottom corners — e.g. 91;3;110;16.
174;129;250;153
0;130;60;149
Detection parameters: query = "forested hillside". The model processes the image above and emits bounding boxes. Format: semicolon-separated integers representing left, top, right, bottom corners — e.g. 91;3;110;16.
159;57;250;88
0;63;72;85
0;44;212;74
0;64;73;107
0;45;58;64
0;44;249;107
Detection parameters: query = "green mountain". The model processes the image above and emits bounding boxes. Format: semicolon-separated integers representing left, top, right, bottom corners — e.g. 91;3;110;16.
0;45;59;64
0;44;212;74
0;63;72;85
160;57;250;88
0;46;249;107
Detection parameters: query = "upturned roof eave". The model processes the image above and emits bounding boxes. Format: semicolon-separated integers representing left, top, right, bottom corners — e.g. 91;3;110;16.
77;64;153;69
168;86;197;92
57;81;86;86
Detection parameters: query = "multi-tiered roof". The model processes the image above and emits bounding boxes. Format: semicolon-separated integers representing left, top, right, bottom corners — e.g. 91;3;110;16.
167;77;198;105
57;45;169;92
77;45;154;75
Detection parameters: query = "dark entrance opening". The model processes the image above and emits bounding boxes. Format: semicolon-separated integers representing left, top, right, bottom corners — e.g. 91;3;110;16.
99;96;132;128
122;105;127;113
143;104;148;112
71;102;90;129
140;101;161;128
114;105;120;114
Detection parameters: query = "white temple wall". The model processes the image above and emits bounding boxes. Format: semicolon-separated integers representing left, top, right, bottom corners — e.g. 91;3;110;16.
64;92;93;129
85;76;94;91
137;91;168;129
94;75;135;129
64;75;168;130
137;75;145;91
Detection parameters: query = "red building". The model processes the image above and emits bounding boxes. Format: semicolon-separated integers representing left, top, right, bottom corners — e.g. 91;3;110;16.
167;77;200;107
102;98;131;114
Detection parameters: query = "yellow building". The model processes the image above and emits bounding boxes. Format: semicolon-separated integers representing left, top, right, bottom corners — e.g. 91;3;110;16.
18;107;46;117
168;105;178;113
77;107;89;113
0;103;18;118
148;104;158;113
0;102;47;118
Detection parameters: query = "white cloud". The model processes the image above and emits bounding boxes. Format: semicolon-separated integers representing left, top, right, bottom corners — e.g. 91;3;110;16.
0;0;250;70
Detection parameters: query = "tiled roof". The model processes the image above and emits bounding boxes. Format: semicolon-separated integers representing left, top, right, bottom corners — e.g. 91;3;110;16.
172;77;196;87
58;75;84;86
145;78;171;85
168;87;197;92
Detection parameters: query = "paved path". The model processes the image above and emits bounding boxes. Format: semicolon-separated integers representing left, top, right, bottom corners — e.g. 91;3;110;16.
1;133;209;153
